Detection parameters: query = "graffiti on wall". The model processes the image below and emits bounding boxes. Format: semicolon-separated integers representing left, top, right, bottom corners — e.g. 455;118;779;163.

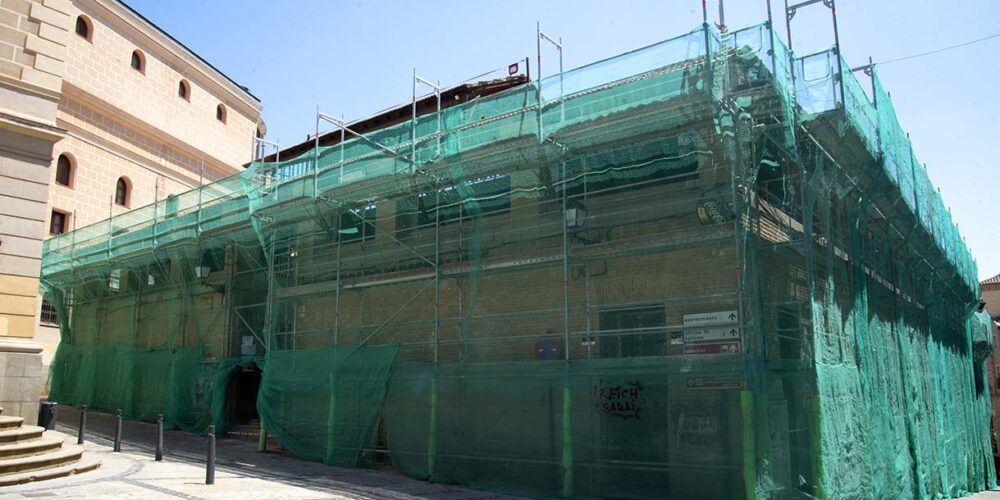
594;379;646;419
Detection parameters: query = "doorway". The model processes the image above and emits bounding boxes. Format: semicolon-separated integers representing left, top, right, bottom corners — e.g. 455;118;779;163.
227;364;262;437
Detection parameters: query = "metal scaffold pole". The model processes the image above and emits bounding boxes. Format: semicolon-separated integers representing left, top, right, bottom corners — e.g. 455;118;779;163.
314;105;321;198
197;161;203;234
411;67;417;172
152;177;159;246
334;221;342;343
429;186;441;479
785;0;844;104
559;157;573;498
702;0;713;93
414;71;442;158
537;23;564;138
829;0;845;105
536;21;542;143
414;70;444;477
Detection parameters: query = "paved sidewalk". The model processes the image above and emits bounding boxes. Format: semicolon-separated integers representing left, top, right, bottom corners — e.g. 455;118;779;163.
0;406;517;499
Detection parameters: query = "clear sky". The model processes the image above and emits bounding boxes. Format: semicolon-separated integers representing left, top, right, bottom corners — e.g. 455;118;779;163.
128;0;1000;280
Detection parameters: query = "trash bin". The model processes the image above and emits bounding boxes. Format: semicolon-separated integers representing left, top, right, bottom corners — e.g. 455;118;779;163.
38;401;58;430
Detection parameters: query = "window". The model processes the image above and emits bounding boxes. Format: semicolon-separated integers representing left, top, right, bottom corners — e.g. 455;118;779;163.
130;50;145;73
178;79;190;101
115;177;130;207
598;305;667;358
109;268;121;292
75;15;92;41
40;299;59;326
55;154;73;187
338;203;376;243
49;210;68;235
397;174;511;232
216;104;227;123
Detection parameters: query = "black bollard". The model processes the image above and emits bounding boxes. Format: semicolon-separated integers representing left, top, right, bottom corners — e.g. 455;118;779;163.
155;414;163;461
113;409;122;452
206;425;216;485
77;405;86;445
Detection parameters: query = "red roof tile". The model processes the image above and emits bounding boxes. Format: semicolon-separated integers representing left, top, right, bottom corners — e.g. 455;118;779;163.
981;273;1000;286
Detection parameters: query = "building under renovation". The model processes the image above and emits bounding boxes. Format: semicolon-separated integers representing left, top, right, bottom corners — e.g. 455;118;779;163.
40;14;994;500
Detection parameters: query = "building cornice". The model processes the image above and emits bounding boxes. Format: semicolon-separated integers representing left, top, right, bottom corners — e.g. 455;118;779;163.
80;0;262;119
61;81;240;179
0;73;62;104
0;111;66;146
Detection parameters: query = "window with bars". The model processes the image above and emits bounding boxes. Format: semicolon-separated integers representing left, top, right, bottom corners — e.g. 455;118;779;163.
40;299;59;326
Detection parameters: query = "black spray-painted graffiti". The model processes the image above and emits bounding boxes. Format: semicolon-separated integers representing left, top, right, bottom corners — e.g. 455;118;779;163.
594;379;645;420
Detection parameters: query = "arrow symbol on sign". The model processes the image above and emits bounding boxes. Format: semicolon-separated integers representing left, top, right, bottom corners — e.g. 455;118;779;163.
729;329;738;336
728;312;737;321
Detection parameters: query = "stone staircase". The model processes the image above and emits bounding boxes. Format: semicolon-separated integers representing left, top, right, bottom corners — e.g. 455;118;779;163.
0;407;100;486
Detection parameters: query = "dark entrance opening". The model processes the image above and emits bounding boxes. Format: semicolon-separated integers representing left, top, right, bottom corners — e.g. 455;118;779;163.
227;364;262;438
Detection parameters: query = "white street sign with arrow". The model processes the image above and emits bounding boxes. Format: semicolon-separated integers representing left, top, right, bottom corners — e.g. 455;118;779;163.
683;310;739;327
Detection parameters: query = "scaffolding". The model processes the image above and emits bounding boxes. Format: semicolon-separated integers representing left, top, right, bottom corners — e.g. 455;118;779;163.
41;16;993;499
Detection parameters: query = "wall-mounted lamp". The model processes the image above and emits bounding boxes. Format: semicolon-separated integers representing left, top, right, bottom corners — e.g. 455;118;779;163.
289;247;298;258
194;266;211;279
147;274;156;286
565;206;587;228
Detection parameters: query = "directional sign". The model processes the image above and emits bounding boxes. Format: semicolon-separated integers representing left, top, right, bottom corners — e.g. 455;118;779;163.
684;341;741;355
686;375;744;390
683;310;738;327
684;327;740;343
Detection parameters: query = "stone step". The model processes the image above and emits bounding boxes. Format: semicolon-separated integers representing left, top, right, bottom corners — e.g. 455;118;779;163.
0;455;100;487
0;415;24;429
0;425;43;444
0;444;82;476
0;434;64;460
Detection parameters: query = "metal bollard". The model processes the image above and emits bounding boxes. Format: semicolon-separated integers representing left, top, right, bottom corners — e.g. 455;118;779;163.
113;409;122;452
77;405;86;445
155;414;163;461
205;425;215;485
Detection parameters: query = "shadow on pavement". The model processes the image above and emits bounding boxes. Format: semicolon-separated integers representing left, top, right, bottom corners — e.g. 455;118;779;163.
54;404;513;499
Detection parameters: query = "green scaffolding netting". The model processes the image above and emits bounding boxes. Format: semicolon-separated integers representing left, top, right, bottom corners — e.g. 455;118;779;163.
41;22;993;499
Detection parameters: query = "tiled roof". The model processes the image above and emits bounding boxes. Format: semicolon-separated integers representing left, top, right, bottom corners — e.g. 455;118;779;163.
981;273;1000;286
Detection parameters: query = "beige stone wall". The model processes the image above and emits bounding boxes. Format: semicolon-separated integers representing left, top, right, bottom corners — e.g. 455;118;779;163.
62;0;259;171
39;0;263;234
48;120;211;230
0;0;68;421
0;0;69;105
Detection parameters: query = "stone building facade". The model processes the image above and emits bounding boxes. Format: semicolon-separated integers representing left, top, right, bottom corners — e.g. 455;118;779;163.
0;0;71;424
981;273;1000;455
0;0;262;424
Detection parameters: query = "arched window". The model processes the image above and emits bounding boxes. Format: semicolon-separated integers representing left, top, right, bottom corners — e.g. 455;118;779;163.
55;154;73;187
178;79;190;101
75;15;92;41
130;49;145;73
115;177;130;207
216;104;227;124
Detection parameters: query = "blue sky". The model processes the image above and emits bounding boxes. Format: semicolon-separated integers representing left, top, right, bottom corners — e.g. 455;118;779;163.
128;0;1000;280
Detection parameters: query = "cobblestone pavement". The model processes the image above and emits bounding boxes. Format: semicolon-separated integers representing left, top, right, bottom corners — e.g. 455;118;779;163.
0;406;518;499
